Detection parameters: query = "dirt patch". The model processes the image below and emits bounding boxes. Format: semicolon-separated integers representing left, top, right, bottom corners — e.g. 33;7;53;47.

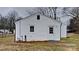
61;43;77;51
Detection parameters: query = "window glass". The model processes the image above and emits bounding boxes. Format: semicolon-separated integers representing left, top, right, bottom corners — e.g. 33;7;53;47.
49;27;53;34
30;26;34;32
37;15;40;20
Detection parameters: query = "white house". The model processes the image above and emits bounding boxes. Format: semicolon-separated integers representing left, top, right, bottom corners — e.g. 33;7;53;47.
15;13;67;41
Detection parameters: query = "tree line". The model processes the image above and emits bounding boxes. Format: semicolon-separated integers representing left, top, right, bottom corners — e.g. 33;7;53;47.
63;7;79;33
0;11;19;34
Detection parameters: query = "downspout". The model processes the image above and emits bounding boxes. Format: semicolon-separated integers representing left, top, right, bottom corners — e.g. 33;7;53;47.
14;23;16;42
14;27;16;42
19;21;23;41
60;23;62;40
14;22;17;42
19;21;21;41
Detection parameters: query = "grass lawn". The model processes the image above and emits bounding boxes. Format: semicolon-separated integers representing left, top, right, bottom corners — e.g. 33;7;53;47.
0;33;78;51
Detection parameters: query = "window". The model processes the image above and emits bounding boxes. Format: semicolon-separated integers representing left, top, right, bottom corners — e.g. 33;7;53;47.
49;27;53;34
37;15;40;20
30;26;34;32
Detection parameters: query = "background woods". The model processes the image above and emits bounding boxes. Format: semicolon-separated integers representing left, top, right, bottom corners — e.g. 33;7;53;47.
0;11;19;35
63;7;79;33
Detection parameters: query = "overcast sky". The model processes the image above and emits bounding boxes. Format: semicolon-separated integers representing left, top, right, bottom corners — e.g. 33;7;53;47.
0;7;70;25
0;7;31;17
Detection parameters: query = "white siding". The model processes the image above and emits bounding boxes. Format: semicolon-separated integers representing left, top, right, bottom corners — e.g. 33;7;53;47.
15;13;61;41
61;24;67;37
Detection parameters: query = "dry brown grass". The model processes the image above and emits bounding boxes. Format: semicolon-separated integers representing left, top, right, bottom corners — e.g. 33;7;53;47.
0;34;77;51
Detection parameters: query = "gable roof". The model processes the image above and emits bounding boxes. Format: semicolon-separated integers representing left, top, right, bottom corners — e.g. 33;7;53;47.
15;12;62;24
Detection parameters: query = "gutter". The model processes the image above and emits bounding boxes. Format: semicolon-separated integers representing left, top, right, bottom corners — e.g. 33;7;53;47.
60;22;62;40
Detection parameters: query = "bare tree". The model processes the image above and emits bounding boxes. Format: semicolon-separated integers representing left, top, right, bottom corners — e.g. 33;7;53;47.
63;7;79;17
0;14;9;37
37;7;58;20
0;14;3;29
26;7;58;20
48;7;57;20
7;10;18;34
63;7;79;32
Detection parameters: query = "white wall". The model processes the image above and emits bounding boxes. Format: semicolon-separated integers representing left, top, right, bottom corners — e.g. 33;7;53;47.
15;13;61;41
61;24;67;37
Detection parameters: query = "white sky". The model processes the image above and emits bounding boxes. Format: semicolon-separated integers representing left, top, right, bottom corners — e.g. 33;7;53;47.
0;7;30;17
